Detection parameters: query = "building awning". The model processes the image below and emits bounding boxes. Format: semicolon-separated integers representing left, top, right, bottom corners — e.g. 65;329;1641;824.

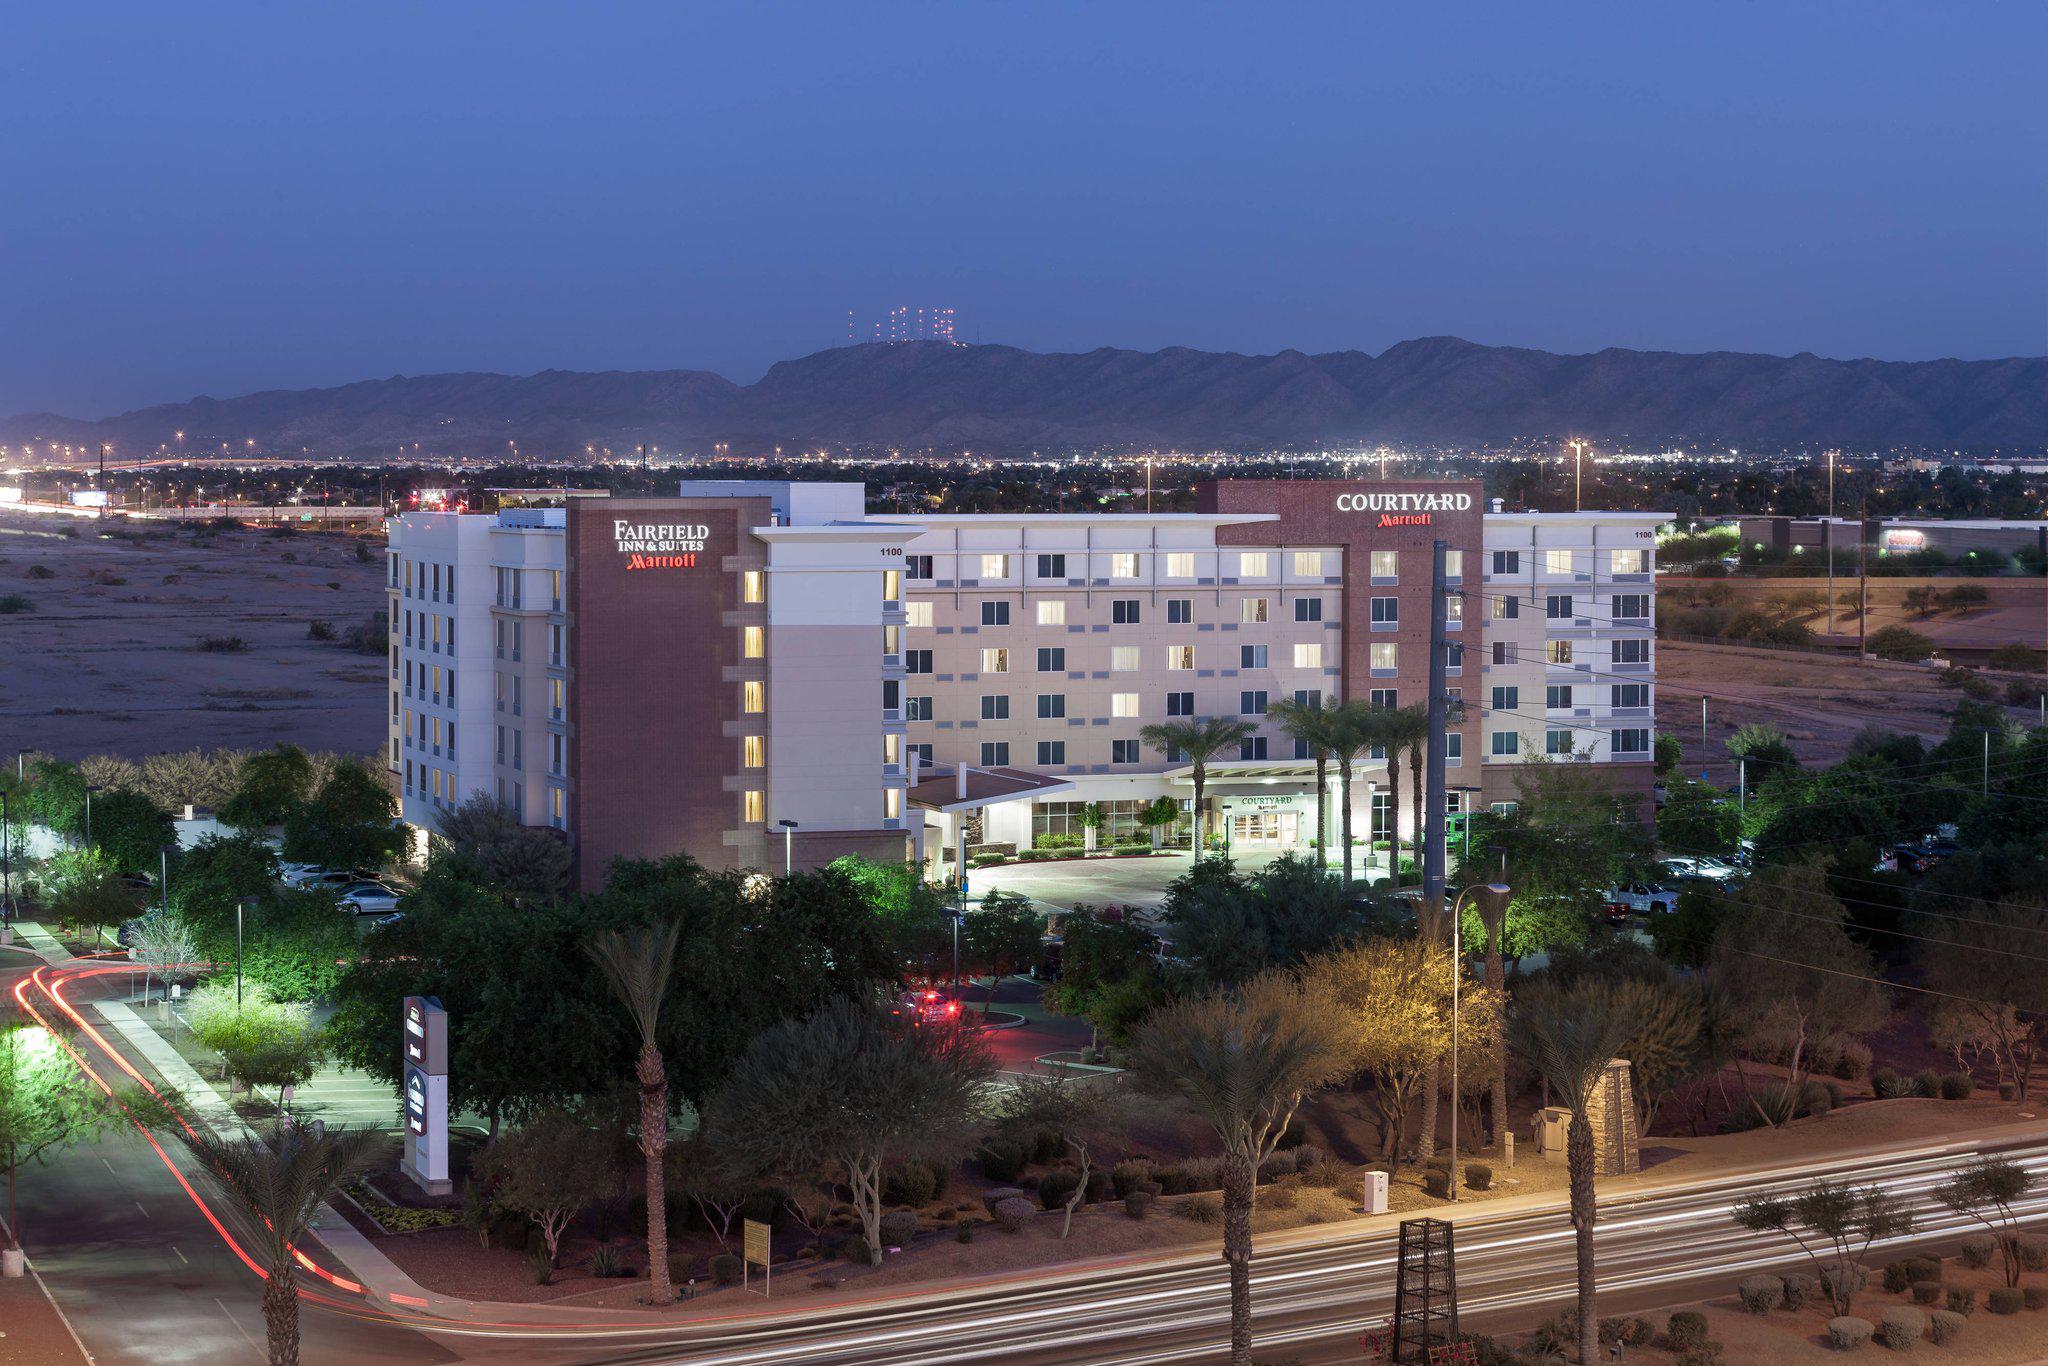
906;764;1074;815
1162;760;1329;785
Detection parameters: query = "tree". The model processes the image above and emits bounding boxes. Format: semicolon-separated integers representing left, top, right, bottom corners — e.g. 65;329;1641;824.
1516;980;1644;1365
81;788;175;875
138;748;245;814
961;891;1044;1012
127;904;199;1002
1138;716;1255;855
1390;704;1432;886
1656;777;1741;859
1935;1157;2034;1287
1163;854;1362;988
436;794;575;905
279;759;400;873
1915;899;2048;1101
476;1108;619;1265
1653;731;1684;777
1731;1181;1913;1316
19;759;87;839
219;1017;326;1114
1326;703;1380;888
1124;972;1350;1366
0;1023;155;1255
1866;625;1937;662
1726;723;1797;792
220;744;315;831
588;918;685;1302
995;1070;1132;1238
1268;696;1341;866
40;848;140;947
178;1125;382;1365
705;999;995;1266
1041;907;1165;1053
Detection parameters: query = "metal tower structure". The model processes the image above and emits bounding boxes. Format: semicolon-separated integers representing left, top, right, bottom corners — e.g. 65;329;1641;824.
1391;1217;1460;1362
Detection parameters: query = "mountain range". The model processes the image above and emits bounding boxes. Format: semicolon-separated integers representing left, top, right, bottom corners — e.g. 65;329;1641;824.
6;337;2041;456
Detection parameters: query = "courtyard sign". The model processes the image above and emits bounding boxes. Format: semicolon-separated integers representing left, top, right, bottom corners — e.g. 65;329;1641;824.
1334;492;1473;513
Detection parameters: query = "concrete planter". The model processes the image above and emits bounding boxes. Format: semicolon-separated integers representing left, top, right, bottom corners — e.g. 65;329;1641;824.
2;1247;25;1278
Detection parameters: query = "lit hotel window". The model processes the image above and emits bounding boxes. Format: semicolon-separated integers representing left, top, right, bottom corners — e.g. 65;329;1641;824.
1445;593;1464;624
1547;640;1575;665
1293;642;1322;669
1240;598;1268;624
1111;693;1140;718
980;647;1010;673
1370;550;1399;579
1543;549;1575;575
884;787;902;819
550;787;566;827
1444;550;1464;578
743;625;764;658
743;680;764;712
1237;551;1268;577
742;790;763;823
980;554;1010;579
905;601;933;628
884;733;901;764
883;625;900;655
1292;551;1323;577
1611;549;1647;574
1036;600;1066;626
1370;643;1398;673
882;569;901;600
742;570;764;603
1166;645;1194;670
1165;552;1195;578
1111;553;1140;579
1111;646;1141;672
743;735;764;768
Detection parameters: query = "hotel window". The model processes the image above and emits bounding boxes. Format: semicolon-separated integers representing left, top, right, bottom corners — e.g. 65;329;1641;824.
905;695;933;720
1293;688;1322;709
981;647;1011;673
1112;738;1141;764
433;768;444;799
1546;640;1575;665
494;620;505;658
511;676;523;716
742;790;763;823
403;759;414;791
1295;597;1323;622
1490;550;1520;575
551;733;566;776
431;563;441;599
1237;551;1269;577
1293;642;1322;669
906;554;933;580
1240;597;1268;623
512;731;523;770
550;570;563;609
1292;551;1323;577
1165;552;1195;578
979;554;1010;580
904;649;933;673
742;569;764;603
1492;641;1518;665
392;690;400;720
983;695;1011;720
981;601;1010;626
431;715;444;750
1240;643;1268;669
549;787;565;828
910;742;934;764
1491;730;1519;757
1034;694;1062;719
1111;599;1141;625
905;601;933;628
1444;593;1464;625
1543;549;1574;575
1614;594;1650;620
1445;732;1464;763
883;678;899;712
1490;685;1518;711
1036;740;1066;766
431;665;444;700
1612;683;1649;708
884;786;903;819
743;625;764;658
1493;594;1519;620
743;680;764;712
743;735;764;768
980;741;1010;766
1547;594;1573;620
1444;550;1464;579
431;614;442;648
1037;646;1066;671
1614;638;1651;664
1370;642;1398;673
1546;729;1573;756
549;678;565;720
1614;727;1651;756
1111;692;1139;718
1370;596;1398;625
882;569;901;601
1547;684;1573;709
1446;643;1465;672
1035;600;1065;626
1167;598;1192;625
1035;553;1066;579
1239;735;1269;761
1111;646;1141;671
883;624;902;657
1239;689;1268;716
1110;552;1140;579
1370;550;1399;579
1611;548;1648;574
1166;691;1195;716
1371;688;1399;710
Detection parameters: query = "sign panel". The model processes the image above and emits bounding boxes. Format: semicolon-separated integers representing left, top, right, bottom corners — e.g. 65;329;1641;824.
399;995;451;1195
742;1217;772;1296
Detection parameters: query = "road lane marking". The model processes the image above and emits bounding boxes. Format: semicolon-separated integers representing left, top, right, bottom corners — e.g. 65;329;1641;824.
134;1201;149;1219
172;1245;188;1264
213;1297;262;1359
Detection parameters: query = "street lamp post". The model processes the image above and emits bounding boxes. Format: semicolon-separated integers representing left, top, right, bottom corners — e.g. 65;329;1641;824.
84;784;103;850
1447;881;1512;1202
1;790;12;941
777;819;798;877
236;896;255;1012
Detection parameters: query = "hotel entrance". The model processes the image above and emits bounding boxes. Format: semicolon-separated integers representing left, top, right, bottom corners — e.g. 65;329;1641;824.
1228;809;1298;847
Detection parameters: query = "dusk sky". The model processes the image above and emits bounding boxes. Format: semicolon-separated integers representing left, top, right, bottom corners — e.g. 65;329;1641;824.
6;2;2043;418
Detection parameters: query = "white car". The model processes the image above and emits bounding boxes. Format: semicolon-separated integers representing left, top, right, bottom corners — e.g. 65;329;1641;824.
1658;855;1740;883
336;881;401;915
1602;882;1678;917
284;866;363;890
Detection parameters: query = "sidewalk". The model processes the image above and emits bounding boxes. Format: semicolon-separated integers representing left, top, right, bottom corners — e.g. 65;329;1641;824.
0;1244;92;1365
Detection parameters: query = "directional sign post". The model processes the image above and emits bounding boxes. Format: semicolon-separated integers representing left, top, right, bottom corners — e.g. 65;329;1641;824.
742;1218;772;1297
399;995;450;1195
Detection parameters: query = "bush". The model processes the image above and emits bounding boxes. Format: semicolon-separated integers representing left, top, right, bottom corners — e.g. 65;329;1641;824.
1740;1274;1786;1313
1911;1069;1943;1099
1422;1169;1451;1199
1987;1287;2023;1315
1904;1257;1941;1283
1999;1081;2018;1101
1940;1072;1974;1100
1037;1170;1081;1211
1959;1235;1996;1269
197;635;249;653
977;1140;1025;1183
969;852;1007;868
1945;1287;1975;1316
528;1244;554;1284
1871;1067;1906;1099
991;1197;1033;1233
954;1217;975;1243
1124;1191;1156;1219
2015;1235;2048;1273
980;1186;1027;1215
1180;1193;1222;1225
1263;1176;1300;1211
306;619;336;641
1882;1261;1912;1294
1781;1271;1817;1310
1111;1160;1153;1199
878;1210;918;1248
1667;1310;1710;1349
1178;1156;1223;1191
0;594;31;614
1465;1162;1492;1191
1622;1317;1654;1347
1829;1037;1873;1079
1821;1263;1870;1305
1927;1309;1964;1346
1301;1159;1343;1189
1153;1165;1190;1195
1258;1149;1301;1182
1880;1306;1925;1349
587;1243;626;1277
883;1163;938;1208
2023;1285;2048;1311
1031;1129;1065;1165
710;1253;743;1285
1827;1316;1873;1350
1910;1280;1941;1305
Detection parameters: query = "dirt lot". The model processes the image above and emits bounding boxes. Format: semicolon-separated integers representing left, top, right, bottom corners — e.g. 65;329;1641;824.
1665;573;2046;654
0;511;387;761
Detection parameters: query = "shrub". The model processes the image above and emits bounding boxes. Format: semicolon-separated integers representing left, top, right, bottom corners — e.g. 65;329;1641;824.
1945;1287;1975;1316
1999;1081;2018;1101
1264;1176;1300;1211
1880;1306;1925;1349
1827;1316;1873;1350
1675;1347;1725;1366
306;619;336;641
1904;1257;1942;1285
528;1244;554;1284
977;1141;1025;1183
1911;1069;1943;1099
1180;1193;1222;1225
1781;1271;1817;1310
1178;1156;1223;1191
0;594;31;614
1464;1162;1492;1191
1031;1129;1065;1165
991;1197;1033;1233
26;564;54;579
1037;1170;1081;1211
1111;1160;1153;1198
1085;1170;1114;1204
1153;1165;1190;1195
1882;1261;1912;1294
878;1210;918;1248
1988;1287;2023;1315
1820;1263;1871;1305
1667;1310;1710;1349
954;1217;975;1243
2015;1235;2048;1273
587;1243;626;1277
1622;1317;1654;1347
1940;1072;1974;1100
969;852;1007;868
1959;1235;1996;1269
1124;1191;1156;1219
1801;1080;1835;1118
1830;1038;1872;1079
1871;1068;1906;1099
1301;1159;1343;1189
1422;1169;1451;1199
1258;1149;1301;1182
1740;1274;1785;1313
710;1253;743;1285
883;1163;938;1208
1927;1309;1964;1345
1910;1280;1940;1305
2023;1285;2048;1311
980;1186;1027;1215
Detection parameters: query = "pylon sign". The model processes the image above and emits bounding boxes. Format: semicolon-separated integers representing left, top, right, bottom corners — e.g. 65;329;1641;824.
399;995;450;1195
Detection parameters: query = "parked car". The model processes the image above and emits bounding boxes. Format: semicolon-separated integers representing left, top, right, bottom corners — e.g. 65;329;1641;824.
1658;855;1740;883
336;881;400;915
1602;882;1678;917
1890;840;1960;876
889;987;963;1028
284;866;365;890
1030;935;1063;982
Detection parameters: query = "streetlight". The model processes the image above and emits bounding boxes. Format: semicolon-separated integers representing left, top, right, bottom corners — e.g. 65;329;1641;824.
777;819;799;877
1567;440;1587;512
1;789;13;943
84;784;103;850
236;896;256;1011
1446;880;1512;1202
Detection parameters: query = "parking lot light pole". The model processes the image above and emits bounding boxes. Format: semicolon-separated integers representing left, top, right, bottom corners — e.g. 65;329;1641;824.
236;896;256;1011
777;818;798;877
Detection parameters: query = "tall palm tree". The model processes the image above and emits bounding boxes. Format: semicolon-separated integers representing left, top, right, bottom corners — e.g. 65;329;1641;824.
1324;703;1379;889
589;919;686;1303
1516;981;1643;1365
179;1125;383;1366
1362;699;1400;884
1394;705;1431;885
1266;696;1339;871
1139;716;1255;857
1477;891;1512;1146
1124;972;1349;1366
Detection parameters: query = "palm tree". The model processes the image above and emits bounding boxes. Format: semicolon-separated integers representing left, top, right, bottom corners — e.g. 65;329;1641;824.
589;919;686;1303
179;1125;382;1366
1394;705;1431;886
1124;972;1349;1366
1266;696;1340;871
1516;981;1643;1365
1139;716;1255;857
1324;703;1379;889
1477;891;1512;1146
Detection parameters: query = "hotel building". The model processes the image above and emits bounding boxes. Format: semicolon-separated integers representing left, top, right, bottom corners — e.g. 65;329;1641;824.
387;480;1664;888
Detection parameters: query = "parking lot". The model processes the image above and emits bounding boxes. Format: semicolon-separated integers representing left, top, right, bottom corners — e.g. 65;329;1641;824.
971;846;1313;916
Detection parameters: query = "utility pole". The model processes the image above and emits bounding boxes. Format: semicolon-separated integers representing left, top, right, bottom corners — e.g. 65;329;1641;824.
1423;539;1450;910
1858;494;1869;657
1699;696;1709;783
1983;731;1990;797
1568;439;1586;512
1825;450;1836;637
1738;758;1747;823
